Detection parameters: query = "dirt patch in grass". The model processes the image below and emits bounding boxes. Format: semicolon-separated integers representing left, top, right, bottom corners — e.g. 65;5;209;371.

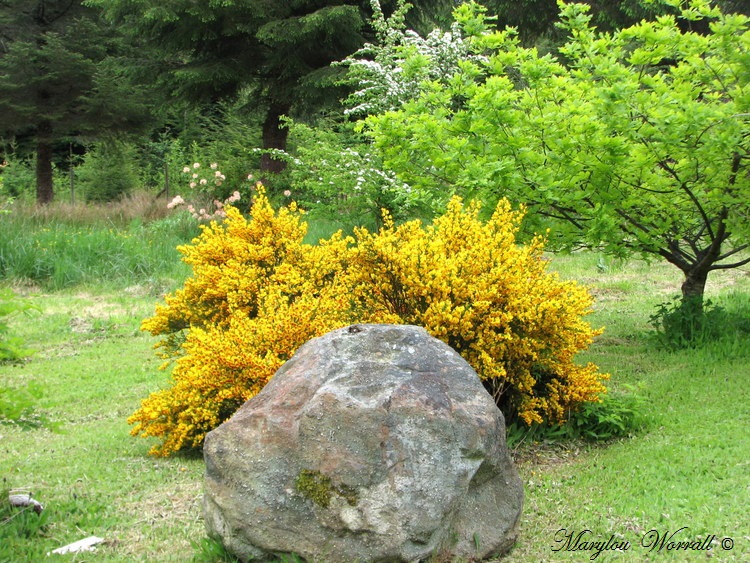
511;439;598;470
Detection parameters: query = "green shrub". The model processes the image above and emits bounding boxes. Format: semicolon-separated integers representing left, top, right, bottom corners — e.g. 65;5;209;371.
649;295;750;349
0;290;49;430
286;121;421;232
0;157;35;200
0;382;57;430
566;388;647;440
77;141;140;202
507;386;647;448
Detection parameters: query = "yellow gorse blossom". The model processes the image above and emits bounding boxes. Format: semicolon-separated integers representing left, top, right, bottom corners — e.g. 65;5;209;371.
131;188;608;456
351;198;607;425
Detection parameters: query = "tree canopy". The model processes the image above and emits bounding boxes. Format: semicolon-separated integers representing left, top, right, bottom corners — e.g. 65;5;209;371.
89;0;477;178
478;0;750;46
364;0;750;305
0;0;150;203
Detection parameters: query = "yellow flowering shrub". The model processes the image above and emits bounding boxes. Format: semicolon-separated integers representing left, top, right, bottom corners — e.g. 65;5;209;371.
351;198;608;425
132;189;608;455
132;191;358;455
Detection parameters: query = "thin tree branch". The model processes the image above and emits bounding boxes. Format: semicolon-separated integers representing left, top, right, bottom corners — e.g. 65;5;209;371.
657;158;716;242
614;207;652;236
710;255;750;270
715;243;749;262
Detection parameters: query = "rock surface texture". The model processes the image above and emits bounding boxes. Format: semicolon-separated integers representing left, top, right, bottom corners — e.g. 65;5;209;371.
203;324;523;562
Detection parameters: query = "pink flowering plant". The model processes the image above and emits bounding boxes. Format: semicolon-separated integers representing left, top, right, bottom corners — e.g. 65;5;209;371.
183;161;226;193
167;162;249;221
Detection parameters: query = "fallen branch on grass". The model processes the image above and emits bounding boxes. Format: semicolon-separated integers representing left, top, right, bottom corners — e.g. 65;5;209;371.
49;536;105;555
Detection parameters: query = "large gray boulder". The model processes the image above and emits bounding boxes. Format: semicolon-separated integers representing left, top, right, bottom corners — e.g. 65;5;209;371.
203;324;523;562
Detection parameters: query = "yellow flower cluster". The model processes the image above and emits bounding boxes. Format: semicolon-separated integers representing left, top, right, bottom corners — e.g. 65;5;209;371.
351;198;608;425
131;190;608;456
133;192;356;455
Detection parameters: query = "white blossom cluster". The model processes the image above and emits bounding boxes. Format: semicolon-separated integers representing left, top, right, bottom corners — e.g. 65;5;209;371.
286;128;418;217
340;0;480;118
314;146;411;196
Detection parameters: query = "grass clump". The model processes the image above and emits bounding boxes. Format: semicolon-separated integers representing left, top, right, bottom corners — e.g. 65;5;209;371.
191;537;240;562
0;206;194;291
0;491;52;561
507;385;648;449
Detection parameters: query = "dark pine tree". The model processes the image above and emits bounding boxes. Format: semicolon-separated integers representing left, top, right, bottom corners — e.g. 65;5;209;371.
0;1;151;203
89;0;461;181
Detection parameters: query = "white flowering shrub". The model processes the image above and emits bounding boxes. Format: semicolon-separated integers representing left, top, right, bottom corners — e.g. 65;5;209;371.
167;161;246;222
339;0;485;118
286;123;419;229
182;161;226;192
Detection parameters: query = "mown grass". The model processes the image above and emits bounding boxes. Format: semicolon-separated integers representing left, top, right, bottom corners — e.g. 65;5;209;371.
504;255;750;562
1;213;749;561
1;290;208;562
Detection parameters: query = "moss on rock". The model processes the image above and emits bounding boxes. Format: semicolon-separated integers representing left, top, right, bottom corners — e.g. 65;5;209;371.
295;469;358;508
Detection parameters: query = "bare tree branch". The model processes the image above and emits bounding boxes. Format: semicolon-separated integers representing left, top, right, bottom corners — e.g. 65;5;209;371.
710;255;750;270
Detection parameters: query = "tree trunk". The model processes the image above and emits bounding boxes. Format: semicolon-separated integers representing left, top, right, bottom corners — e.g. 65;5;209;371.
679;264;711;319
36;123;54;205
681;269;708;302
259;103;291;177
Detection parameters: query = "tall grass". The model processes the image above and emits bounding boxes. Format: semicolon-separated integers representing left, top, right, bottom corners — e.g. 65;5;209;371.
5;190;174;226
0;194;196;290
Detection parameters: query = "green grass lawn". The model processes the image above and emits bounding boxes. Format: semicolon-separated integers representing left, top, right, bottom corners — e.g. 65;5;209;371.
1;253;749;562
1;290;207;561
506;255;750;562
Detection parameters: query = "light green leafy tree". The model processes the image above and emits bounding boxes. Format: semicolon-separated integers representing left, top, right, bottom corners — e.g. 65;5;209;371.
365;0;750;307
